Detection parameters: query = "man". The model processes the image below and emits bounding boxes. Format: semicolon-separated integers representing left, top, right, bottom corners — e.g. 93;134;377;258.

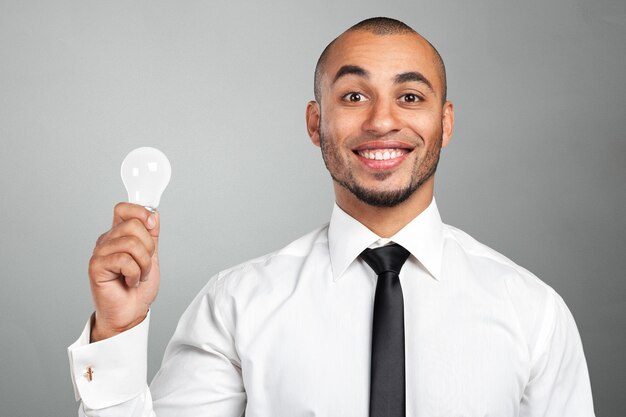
68;17;595;416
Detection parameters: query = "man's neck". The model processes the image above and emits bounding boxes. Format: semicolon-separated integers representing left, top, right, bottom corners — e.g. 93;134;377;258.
334;177;435;238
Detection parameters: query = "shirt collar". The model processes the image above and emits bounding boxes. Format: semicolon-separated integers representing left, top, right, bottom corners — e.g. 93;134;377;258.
328;198;444;282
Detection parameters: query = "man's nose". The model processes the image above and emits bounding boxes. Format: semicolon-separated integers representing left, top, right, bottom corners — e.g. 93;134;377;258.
362;98;401;135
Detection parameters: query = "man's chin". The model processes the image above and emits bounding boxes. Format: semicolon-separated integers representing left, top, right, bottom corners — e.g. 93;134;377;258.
345;182;418;208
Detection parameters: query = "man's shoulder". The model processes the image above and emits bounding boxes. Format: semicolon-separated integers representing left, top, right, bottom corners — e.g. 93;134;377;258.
442;222;556;299
442;223;564;346
214;223;330;284
181;224;330;335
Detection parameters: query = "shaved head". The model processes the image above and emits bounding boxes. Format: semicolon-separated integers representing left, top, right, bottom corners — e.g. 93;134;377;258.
314;17;447;104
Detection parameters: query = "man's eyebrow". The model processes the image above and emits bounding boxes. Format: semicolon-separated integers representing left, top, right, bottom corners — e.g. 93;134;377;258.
332;65;369;84
394;71;434;92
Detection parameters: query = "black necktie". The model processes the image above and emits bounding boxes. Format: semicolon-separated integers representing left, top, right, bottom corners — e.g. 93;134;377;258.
360;243;410;417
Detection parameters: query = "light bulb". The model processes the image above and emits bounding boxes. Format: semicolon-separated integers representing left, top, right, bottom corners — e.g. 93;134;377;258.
120;147;171;212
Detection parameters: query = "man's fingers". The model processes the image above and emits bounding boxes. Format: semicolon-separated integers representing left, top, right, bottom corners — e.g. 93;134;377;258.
90;252;143;288
93;236;153;280
99;218;156;256
90;204;161;288
112;202;160;238
151;210;160;252
95;231;108;247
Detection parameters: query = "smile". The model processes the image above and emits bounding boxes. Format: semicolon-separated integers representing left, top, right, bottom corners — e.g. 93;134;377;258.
352;141;414;170
356;148;409;161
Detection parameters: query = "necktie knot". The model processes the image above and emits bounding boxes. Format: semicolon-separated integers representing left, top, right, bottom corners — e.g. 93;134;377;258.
360;243;410;276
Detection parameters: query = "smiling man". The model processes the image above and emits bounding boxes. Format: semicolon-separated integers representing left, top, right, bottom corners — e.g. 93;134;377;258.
306;24;453;238
69;17;595;417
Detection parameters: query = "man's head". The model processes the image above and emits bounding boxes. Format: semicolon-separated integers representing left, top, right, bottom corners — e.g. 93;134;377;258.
306;17;454;210
314;18;447;105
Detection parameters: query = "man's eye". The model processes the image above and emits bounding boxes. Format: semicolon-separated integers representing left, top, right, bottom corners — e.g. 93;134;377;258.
343;92;365;102
401;93;421;103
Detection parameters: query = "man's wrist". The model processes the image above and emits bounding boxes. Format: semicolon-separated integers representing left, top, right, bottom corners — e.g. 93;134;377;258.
90;312;148;343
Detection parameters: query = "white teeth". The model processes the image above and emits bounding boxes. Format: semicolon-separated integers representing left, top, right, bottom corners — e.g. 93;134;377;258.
358;148;406;161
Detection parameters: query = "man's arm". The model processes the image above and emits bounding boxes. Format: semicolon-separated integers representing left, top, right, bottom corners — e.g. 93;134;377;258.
67;202;158;416
519;290;595;417
68;274;246;416
150;274;246;415
69;202;246;416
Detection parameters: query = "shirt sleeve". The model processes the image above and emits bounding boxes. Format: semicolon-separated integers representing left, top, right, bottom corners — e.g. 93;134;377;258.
519;289;595;417
149;273;247;416
67;312;153;417
68;273;247;417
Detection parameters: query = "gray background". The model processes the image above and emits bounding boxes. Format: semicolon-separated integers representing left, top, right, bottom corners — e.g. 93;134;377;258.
0;0;624;416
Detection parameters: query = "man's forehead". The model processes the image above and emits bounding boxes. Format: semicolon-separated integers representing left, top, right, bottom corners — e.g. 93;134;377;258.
322;31;439;81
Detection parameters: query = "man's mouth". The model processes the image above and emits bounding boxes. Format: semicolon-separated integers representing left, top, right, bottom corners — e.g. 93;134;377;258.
352;141;414;169
356;148;410;161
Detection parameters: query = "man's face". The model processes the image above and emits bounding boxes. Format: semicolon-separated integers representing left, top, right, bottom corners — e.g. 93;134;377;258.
306;31;454;208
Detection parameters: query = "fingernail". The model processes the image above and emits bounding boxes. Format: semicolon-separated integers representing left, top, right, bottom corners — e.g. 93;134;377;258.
147;215;156;229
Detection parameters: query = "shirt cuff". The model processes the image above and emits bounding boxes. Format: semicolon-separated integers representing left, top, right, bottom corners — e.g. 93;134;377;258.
67;312;150;410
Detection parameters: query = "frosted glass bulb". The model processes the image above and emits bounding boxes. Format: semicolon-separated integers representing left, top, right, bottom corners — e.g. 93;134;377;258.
120;147;171;212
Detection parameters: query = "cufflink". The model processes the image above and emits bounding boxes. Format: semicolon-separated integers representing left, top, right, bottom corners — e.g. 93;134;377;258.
84;367;94;382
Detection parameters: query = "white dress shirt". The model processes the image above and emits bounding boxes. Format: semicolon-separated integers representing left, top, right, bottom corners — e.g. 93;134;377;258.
68;199;595;416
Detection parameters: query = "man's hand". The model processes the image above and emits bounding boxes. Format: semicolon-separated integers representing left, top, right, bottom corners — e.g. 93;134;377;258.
88;203;161;342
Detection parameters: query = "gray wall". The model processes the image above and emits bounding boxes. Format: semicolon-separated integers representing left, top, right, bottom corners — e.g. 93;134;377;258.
1;1;624;416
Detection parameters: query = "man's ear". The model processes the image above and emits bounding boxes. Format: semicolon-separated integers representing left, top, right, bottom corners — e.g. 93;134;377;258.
441;100;454;148
306;101;321;147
